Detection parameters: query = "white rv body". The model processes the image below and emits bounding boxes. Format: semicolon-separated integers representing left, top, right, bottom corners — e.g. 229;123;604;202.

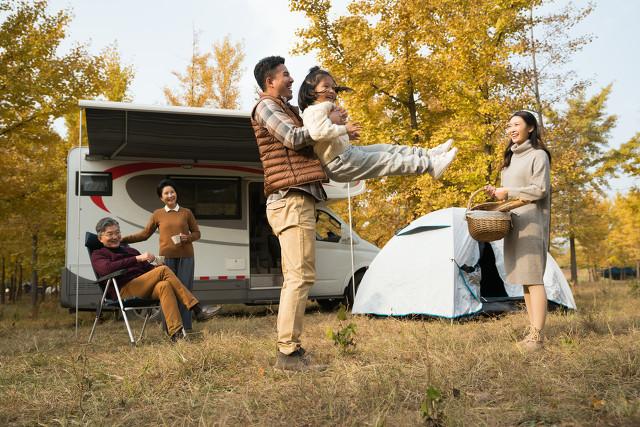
63;106;378;310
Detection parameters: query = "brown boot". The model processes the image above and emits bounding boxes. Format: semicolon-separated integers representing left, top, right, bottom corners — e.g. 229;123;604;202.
274;348;327;372
517;326;544;352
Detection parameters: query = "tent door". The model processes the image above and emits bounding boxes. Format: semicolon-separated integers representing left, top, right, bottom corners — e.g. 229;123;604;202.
478;242;508;298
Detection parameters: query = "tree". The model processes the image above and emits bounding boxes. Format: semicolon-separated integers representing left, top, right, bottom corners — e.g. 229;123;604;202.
291;0;538;245
0;0;101;141
572;192;611;281
609;133;640;177
164;33;245;108
210;36;245;109
64;43;135;148
0;1;132;310
521;0;593;131
164;32;214;107
546;86;617;283
607;190;640;278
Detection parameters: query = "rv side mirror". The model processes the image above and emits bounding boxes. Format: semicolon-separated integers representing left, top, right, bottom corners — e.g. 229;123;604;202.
340;223;359;245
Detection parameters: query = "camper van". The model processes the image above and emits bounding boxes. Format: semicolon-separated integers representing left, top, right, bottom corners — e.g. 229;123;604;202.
62;101;379;312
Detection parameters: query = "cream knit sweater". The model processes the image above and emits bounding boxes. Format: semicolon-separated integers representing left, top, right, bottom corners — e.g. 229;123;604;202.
301;101;350;165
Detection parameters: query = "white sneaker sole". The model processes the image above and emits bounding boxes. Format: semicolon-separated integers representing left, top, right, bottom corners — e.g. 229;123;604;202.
431;147;458;179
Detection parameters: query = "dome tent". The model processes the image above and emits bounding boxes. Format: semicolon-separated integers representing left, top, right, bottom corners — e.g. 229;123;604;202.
352;208;576;318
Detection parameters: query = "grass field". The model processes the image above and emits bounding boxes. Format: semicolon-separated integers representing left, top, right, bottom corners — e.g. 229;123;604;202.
1;279;639;426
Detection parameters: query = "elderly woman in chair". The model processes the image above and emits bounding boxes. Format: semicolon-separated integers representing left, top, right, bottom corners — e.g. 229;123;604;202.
90;217;219;341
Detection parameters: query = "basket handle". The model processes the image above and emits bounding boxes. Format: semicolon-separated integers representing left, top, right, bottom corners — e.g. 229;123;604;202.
467;188;487;211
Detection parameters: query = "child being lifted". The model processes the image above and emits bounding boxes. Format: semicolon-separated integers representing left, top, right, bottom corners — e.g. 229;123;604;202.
298;66;458;182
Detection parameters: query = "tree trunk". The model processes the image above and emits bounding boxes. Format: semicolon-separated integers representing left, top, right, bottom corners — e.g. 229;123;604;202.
11;259;19;302
1;255;5;305
17;262;23;300
31;233;38;308
406;77;419;142
10;274;15;303
529;6;545;135
569;234;578;284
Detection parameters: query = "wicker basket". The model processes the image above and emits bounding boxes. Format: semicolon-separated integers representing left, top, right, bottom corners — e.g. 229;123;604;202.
465;188;529;242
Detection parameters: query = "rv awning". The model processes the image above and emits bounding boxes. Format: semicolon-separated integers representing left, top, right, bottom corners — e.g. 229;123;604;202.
80;100;260;162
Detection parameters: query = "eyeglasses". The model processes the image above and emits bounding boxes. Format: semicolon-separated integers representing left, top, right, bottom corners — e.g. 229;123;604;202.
101;231;121;238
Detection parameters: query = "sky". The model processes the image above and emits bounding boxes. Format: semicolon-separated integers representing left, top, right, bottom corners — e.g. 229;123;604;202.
47;0;638;194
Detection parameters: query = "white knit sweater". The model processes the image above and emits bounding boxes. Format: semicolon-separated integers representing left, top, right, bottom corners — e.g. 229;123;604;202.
301;101;350;165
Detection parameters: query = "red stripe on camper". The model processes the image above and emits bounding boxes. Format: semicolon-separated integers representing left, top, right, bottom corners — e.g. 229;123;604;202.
90;195;110;213
197;275;248;281
89;162;264;212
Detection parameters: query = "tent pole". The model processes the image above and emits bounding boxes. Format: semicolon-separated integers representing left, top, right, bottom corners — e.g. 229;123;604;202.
347;182;356;306
75;108;82;338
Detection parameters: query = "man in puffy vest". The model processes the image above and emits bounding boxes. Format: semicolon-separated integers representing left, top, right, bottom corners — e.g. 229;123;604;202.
251;56;355;371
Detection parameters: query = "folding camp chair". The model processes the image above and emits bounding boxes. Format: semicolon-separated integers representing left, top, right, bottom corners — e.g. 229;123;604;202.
85;232;163;345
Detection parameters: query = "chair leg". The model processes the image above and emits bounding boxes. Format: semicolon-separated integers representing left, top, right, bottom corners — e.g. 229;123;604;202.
112;279;136;346
88;280;111;343
138;309;152;342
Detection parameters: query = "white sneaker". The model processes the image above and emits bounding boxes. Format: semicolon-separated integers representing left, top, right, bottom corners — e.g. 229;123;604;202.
427;138;454;157
429;147;458;179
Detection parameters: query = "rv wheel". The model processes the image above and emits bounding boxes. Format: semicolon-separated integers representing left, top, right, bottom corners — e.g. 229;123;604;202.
317;298;342;311
344;270;365;309
131;307;162;322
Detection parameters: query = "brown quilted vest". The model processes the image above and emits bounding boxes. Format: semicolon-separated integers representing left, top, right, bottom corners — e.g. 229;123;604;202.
250;95;327;196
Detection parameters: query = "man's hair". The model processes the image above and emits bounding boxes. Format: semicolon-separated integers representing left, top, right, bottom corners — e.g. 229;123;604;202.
96;217;119;236
254;56;285;91
157;178;178;198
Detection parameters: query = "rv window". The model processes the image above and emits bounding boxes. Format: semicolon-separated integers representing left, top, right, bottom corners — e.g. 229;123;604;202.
316;210;342;243
75;172;112;196
169;176;241;220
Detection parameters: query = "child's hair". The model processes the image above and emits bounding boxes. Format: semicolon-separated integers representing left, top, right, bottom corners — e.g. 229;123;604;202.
254;56;285;91
298;66;352;111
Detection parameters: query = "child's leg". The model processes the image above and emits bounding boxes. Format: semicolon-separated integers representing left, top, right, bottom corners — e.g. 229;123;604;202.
324;146;431;182
358;143;424;157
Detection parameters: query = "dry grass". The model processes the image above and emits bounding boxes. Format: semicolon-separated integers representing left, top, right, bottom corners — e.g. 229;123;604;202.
1;280;639;426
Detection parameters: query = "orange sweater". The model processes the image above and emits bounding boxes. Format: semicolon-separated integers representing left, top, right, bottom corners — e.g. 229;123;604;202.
122;207;200;258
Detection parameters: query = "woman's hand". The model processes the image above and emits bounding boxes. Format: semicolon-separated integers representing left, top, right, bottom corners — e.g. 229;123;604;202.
179;233;190;243
484;185;508;200
494;188;509;200
484;185;496;198
136;252;155;263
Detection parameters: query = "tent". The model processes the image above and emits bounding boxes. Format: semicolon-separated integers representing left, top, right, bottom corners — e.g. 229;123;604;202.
352;208;576;318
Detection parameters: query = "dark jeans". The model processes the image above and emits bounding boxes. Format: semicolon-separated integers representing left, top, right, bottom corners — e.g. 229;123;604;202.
164;257;195;330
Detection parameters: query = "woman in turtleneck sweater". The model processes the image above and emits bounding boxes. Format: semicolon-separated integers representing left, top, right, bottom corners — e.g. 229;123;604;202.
485;110;551;352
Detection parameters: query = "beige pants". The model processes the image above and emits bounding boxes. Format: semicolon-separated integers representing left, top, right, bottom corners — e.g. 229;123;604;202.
266;192;316;355
121;265;199;336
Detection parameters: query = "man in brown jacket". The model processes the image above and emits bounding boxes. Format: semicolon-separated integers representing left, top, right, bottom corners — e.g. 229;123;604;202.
251;56;355;371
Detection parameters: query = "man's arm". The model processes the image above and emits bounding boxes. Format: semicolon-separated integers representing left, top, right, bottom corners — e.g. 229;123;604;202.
90;249;138;278
255;99;314;150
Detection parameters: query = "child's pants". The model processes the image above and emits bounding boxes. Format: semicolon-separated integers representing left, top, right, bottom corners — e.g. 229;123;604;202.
323;144;431;182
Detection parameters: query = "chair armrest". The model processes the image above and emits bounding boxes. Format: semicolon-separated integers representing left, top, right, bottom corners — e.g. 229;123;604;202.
96;269;127;283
